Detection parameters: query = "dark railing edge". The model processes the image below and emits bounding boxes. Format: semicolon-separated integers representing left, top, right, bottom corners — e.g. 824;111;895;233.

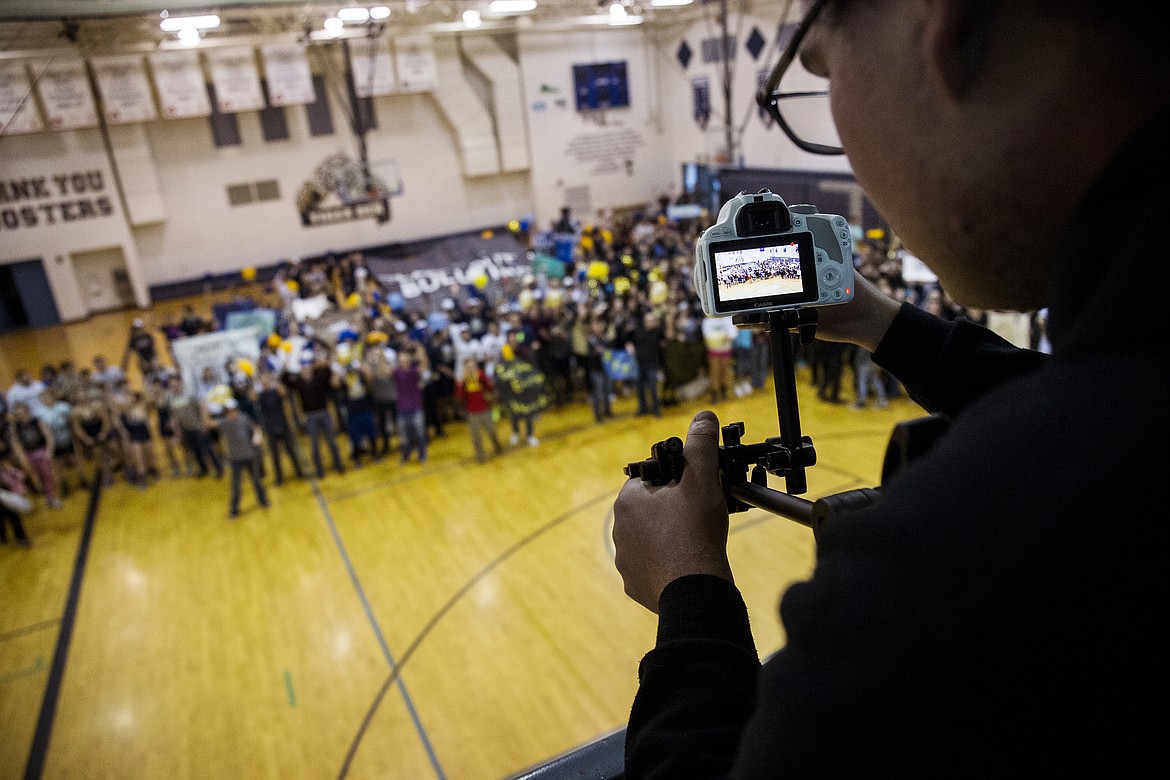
505;726;625;780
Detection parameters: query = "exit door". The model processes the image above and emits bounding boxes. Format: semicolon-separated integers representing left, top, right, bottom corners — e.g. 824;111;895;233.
0;258;61;332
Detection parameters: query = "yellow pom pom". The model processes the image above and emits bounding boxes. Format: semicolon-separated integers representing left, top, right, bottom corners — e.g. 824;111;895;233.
286;279;299;292
580;235;595;251
508;220;521;233
501;344;515;361
621;254;634;267
586;260;609;281
266;334;282;348
241;266;257;282
613;277;631;295
650;280;668;305
279;340;293;353
474;273;489;289
345;292;362;309
237;358;255;377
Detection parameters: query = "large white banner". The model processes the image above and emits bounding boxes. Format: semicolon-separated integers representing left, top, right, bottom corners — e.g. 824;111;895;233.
260;43;314;106
349;38;397;97
92;54;158;124
0;61;44;135
34;58;99;130
170;327;261;394
393;35;438;93
206;47;265;113
149;50;211;118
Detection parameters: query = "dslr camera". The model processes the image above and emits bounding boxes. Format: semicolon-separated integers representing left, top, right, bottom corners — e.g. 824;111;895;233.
693;189;855;317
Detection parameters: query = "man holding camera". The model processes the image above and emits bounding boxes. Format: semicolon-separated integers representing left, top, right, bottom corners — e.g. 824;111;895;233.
612;0;1169;776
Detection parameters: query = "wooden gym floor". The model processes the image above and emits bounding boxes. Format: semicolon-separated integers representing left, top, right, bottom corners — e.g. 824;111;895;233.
0;298;927;779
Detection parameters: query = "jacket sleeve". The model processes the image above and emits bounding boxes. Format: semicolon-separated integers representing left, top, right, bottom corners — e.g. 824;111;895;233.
624;574;760;779
872;303;1048;419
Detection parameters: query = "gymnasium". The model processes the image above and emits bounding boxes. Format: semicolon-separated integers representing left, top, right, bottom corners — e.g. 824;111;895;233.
0;1;1037;777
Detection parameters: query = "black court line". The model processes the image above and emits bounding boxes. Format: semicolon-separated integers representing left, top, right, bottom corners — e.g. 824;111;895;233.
0;618;62;644
24;468;103;780
311;480;447;780
337;489;617;780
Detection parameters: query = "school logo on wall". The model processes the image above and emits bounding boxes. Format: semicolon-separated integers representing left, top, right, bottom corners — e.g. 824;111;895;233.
295;153;391;227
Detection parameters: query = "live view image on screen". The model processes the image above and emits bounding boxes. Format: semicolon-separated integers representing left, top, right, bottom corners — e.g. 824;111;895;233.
714;241;805;303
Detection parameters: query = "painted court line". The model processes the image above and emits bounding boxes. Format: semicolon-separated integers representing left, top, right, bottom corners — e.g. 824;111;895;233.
310;480;447;780
338;489;616;779
24;469;103;780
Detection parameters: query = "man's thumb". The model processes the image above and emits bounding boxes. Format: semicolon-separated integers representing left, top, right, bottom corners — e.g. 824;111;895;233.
681;410;720;484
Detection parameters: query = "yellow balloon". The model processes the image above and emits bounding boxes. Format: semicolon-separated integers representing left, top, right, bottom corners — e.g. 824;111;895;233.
241;266;257;282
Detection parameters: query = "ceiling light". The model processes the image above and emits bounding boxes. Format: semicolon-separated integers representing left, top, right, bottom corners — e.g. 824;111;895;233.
323;17;345;31
337;8;370;23
650;0;693;6
609;2;626;16
177;27;201;46
463;9;482;27
159;14;220;31
488;0;537;13
370;6;391;19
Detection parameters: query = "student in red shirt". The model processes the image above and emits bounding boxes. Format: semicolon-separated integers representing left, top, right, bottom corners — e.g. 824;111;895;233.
455;358;501;464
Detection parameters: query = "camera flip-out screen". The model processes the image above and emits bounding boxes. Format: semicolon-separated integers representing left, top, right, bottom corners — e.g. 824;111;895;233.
709;231;820;313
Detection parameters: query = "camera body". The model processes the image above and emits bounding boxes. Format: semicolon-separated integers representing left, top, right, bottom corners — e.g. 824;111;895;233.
693;190;855;318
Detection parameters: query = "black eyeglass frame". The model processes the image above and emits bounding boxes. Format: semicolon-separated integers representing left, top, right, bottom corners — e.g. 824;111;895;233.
756;0;843;156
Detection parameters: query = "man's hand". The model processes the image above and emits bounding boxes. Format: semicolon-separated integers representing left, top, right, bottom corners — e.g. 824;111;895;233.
612;410;733;613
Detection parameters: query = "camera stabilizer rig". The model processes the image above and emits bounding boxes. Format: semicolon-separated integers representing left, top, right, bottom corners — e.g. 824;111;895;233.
624;308;951;535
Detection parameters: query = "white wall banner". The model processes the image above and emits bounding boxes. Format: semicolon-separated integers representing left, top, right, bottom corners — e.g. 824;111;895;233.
170;327;261;394
393;35;438;93
349;38;397;97
92;54;158;124
206;47;265;113
0;61;44;135
149;50;211;118
34;59;99;130
260;43;315;106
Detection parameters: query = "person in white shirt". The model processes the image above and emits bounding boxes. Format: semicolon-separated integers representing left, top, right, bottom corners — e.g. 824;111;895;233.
5;370;47;416
700;315;740;403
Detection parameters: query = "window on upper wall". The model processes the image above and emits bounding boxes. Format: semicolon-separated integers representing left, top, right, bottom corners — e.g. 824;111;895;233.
207;84;242;147
306;74;334;137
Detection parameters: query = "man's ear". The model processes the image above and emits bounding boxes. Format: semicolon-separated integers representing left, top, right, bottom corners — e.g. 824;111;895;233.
923;0;994;99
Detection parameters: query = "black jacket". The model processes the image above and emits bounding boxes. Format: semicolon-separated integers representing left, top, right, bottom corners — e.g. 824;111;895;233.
625;104;1170;777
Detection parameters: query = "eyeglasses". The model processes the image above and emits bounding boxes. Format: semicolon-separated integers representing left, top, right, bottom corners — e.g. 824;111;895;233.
756;0;843;156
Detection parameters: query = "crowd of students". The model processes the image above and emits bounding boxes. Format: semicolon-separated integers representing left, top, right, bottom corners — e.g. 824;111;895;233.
3;199;1041;545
